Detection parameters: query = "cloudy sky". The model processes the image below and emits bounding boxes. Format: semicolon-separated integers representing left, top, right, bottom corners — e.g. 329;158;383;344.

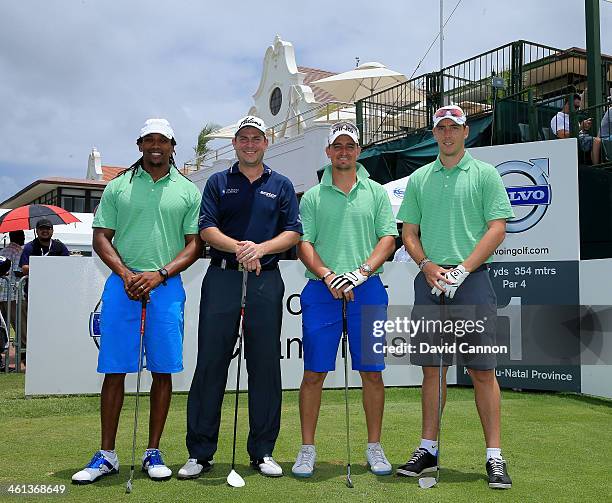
1;0;611;203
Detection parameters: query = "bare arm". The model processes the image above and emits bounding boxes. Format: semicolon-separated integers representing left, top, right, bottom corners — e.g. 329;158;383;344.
93;227;131;278
236;231;301;261
556;130;571;139
462;219;506;272
364;235;396;270
21;265;29;276
402;223;449;291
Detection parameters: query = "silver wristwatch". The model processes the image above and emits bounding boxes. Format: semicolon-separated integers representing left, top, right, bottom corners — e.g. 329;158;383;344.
359;263;373;276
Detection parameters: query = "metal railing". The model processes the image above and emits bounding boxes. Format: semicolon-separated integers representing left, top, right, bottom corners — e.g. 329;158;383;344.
183;101;354;173
358;40;612;147
1;275;26;373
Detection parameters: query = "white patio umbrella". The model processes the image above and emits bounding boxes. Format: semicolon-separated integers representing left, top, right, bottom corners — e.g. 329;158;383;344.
383;175;410;218
311;62;408;103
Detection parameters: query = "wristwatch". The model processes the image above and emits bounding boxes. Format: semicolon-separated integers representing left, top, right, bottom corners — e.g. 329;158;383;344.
158;268;168;286
359;263;373;276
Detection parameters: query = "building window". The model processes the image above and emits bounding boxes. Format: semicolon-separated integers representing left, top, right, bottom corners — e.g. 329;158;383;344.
269;87;282;116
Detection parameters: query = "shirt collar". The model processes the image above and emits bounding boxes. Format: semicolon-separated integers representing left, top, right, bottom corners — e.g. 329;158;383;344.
321;162;370;186
228;161;272;177
134;165;178;182
433;150;472;172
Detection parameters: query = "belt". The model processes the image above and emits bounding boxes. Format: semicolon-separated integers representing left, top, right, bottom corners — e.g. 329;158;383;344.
439;264;489;273
210;257;278;271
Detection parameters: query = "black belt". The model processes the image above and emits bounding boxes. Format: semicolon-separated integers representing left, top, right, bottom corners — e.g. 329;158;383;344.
211;257;278;271
439;264;489;273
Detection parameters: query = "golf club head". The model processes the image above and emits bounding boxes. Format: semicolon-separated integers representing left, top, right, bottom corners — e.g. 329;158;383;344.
125;479;133;494
418;476;438;489
227;469;245;488
346;465;353;488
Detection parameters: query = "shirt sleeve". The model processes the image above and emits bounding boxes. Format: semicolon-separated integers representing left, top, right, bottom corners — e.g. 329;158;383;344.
374;184;399;238
198;175;221;231
59;241;70;256
183;185;201;235
396;176;421;224
278;180;303;235
482;167;515;222
92;182;117;230
299;190;317;243
18;244;32;267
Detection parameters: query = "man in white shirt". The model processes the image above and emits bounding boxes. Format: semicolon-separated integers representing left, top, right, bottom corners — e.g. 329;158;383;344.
550;93;601;165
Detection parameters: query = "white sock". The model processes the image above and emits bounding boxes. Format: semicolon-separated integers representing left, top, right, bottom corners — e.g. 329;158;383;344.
302;444;315;450
367;442;381;450
487;448;502;461
100;449;116;459
420;438;438;456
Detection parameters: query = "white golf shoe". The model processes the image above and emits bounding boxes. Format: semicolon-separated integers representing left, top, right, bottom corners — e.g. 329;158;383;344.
251;455;283;477
366;442;392;476
71;451;119;485
292;445;316;478
177;458;214;479
142;449;172;481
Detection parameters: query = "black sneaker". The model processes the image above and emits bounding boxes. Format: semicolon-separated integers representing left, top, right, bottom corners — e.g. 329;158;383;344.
486;458;512;489
396;448;437;477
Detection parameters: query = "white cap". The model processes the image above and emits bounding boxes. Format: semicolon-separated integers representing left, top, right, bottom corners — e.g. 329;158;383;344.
139;118;175;140
432;105;466;127
236;115;267;135
328;121;360;145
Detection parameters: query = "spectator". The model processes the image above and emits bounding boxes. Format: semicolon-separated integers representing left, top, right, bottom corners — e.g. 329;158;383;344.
0;231;26;365
18;218;70;276
550;94;601;165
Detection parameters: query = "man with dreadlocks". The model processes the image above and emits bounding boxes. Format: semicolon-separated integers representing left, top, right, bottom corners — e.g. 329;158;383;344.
72;119;202;485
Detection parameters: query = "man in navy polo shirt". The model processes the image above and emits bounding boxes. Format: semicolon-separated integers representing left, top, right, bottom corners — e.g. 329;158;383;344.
180;116;302;479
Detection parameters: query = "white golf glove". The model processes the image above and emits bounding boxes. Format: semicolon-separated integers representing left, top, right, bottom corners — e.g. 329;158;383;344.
329;269;368;292
432;265;469;299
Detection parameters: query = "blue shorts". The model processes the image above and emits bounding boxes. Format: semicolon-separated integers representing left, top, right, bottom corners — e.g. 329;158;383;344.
301;276;388;372
97;273;186;374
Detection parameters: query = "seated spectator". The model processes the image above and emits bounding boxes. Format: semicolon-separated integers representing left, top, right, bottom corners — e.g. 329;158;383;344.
550;93;601;165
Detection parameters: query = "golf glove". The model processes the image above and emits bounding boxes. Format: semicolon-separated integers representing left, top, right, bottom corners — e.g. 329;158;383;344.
329;269;368;292
432;265;469;299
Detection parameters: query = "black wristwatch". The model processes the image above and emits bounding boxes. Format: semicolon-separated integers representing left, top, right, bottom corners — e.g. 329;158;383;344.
158;268;168;286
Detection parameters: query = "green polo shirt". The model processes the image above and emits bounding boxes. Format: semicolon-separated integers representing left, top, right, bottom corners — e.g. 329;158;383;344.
397;151;514;265
93;166;201;271
300;162;398;280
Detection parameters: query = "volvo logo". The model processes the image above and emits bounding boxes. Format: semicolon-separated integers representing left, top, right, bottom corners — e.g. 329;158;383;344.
392;187;405;199
496;158;551;233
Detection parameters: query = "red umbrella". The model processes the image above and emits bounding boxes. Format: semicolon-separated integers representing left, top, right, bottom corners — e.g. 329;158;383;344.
0;204;81;232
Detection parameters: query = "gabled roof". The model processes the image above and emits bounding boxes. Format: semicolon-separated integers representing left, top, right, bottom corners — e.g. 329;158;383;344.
101;165;125;181
298;66;338;103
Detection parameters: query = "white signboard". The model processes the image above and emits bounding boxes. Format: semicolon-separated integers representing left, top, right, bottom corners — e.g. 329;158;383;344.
470;138;580;262
25;258;433;396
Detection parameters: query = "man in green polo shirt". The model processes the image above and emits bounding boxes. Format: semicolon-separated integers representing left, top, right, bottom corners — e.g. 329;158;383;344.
396;105;514;489
291;122;397;478
72;118;202;485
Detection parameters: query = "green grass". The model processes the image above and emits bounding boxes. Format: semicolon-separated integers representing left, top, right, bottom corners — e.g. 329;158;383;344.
0;374;611;502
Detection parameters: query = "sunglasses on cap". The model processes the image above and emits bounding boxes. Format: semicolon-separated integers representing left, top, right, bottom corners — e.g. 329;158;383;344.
434;107;464;119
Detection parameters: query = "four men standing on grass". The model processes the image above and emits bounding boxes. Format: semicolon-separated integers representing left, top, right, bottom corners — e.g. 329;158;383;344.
74;111;514;490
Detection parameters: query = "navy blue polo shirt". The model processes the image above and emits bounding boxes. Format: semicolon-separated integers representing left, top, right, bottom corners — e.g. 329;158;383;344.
199;162;303;268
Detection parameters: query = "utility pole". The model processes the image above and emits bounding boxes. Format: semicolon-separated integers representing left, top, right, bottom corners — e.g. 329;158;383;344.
585;0;602;134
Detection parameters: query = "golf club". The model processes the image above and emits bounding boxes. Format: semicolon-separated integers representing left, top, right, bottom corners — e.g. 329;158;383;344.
419;294;445;489
126;297;147;494
227;268;249;488
341;298;353;489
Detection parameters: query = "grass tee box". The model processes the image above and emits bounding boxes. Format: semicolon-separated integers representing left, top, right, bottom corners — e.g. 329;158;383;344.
1;375;611;502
